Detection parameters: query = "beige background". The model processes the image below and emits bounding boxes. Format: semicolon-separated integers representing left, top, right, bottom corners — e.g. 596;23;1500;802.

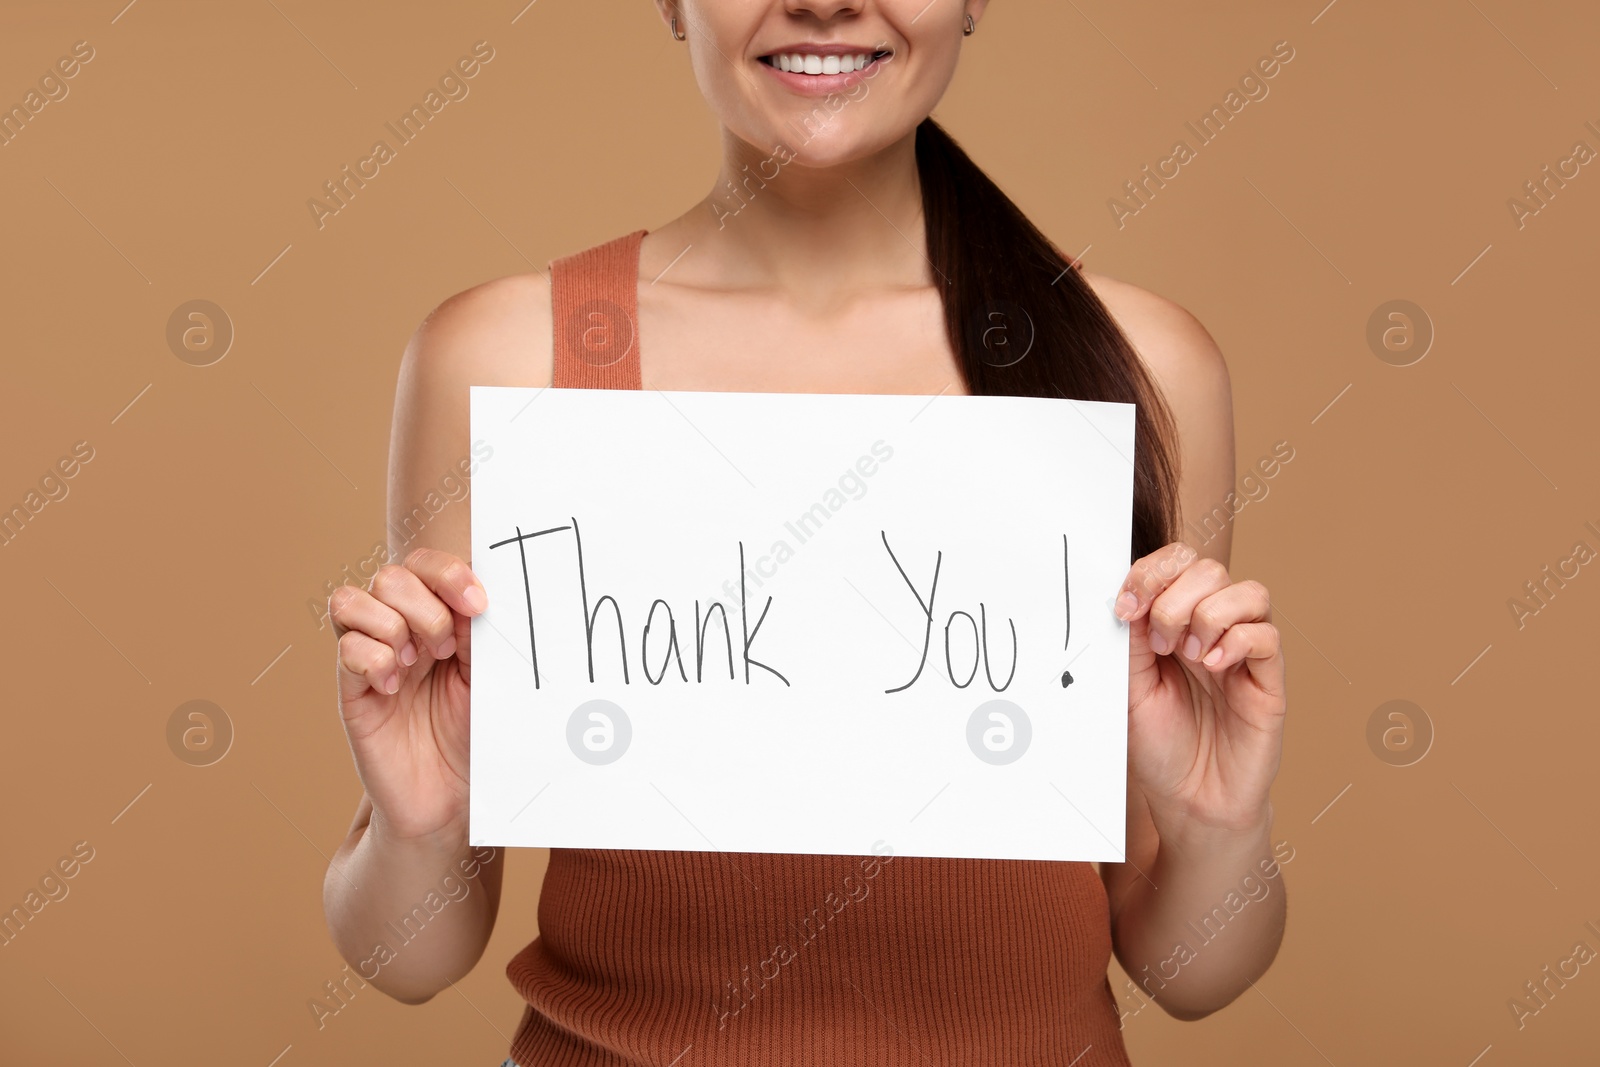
2;0;1597;1063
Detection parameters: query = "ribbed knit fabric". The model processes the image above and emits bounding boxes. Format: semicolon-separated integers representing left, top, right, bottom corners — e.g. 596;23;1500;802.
505;229;1134;1067
548;229;647;390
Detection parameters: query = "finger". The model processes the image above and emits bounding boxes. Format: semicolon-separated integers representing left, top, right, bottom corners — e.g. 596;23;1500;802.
1146;556;1232;658
1184;579;1271;663
337;629;401;704
1114;541;1201;622
1200;622;1286;695
329;585;418;668
453;587;473;672
402;547;488;620
369;562;460;660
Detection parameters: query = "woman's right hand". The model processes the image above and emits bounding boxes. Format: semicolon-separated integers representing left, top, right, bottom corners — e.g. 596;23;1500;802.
330;548;488;846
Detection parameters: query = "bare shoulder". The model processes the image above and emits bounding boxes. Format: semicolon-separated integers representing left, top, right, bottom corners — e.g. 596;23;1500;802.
1078;268;1237;559
401;270;553;392
1077;269;1230;399
388;271;552;551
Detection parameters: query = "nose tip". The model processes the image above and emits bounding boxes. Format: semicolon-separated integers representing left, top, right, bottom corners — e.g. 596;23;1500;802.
781;0;866;22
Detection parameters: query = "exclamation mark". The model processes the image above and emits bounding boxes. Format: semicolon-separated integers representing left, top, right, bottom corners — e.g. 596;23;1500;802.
1060;534;1074;688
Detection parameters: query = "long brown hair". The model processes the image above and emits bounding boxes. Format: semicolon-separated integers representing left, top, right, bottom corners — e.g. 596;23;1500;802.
915;117;1180;562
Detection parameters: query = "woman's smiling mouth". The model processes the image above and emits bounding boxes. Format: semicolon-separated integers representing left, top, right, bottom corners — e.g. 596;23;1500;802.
760;50;891;75
756;44;894;94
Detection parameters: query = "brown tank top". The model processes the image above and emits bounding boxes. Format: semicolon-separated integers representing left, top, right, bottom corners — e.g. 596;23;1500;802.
504;229;1134;1067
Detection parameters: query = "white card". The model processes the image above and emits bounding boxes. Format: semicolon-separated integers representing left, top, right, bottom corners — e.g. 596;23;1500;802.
469;386;1134;861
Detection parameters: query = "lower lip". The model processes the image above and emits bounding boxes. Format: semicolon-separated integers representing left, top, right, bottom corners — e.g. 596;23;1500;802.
757;56;889;96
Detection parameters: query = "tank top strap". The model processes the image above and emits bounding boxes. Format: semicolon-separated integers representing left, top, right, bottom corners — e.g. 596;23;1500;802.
548;228;647;390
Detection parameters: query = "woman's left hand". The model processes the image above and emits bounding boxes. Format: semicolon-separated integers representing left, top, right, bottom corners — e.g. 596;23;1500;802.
1113;541;1288;836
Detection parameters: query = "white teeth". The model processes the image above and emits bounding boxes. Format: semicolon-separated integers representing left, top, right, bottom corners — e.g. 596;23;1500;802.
773;52;875;75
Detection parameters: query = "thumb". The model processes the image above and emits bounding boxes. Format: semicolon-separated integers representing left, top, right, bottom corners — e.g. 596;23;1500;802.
453;603;473;675
1126;610;1161;708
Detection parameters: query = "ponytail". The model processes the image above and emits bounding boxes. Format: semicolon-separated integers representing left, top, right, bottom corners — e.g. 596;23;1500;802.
915;117;1180;562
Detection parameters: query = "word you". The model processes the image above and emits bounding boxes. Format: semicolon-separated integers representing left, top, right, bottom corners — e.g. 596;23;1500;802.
1507;519;1599;630
884;531;1038;694
1109;40;1296;229
701;440;893;621
1122;838;1296;1012
714;840;894;1030
1;840;96;948
0;40;95;149
2;439;95;548
1507;119;1600;230
308;41;496;230
1183;440;1295;547
308;440;493;630
309;845;498;1028
1506;918;1600;1030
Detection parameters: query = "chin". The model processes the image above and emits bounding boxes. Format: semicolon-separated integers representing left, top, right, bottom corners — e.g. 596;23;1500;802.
775;125;899;169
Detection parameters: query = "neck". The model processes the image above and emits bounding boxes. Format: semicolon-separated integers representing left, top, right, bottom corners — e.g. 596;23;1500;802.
674;127;934;299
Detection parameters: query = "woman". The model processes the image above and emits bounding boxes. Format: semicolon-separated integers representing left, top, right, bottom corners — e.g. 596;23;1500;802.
324;2;1289;1064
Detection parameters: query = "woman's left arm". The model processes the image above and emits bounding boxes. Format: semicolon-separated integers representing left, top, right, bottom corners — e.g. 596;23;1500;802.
1085;275;1289;1021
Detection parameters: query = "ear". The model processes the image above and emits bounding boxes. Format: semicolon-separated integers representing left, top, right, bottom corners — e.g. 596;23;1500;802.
654;0;676;33
967;0;992;28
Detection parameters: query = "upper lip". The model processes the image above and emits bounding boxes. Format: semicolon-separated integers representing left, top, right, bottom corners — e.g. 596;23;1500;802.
760;42;890;57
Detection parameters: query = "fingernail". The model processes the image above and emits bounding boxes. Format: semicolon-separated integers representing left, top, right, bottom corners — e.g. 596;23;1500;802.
385;672;400;694
463;584;488;613
1115;591;1138;619
1183;634;1201;660
400;641;417;666
1149;629;1170;655
1203;646;1224;666
438;634;458;660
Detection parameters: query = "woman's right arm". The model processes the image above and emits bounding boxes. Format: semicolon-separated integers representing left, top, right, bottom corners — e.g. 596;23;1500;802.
321;272;552;1004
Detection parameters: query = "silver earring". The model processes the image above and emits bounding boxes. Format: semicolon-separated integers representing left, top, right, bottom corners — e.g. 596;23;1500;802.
963;13;975;36
670;16;686;41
